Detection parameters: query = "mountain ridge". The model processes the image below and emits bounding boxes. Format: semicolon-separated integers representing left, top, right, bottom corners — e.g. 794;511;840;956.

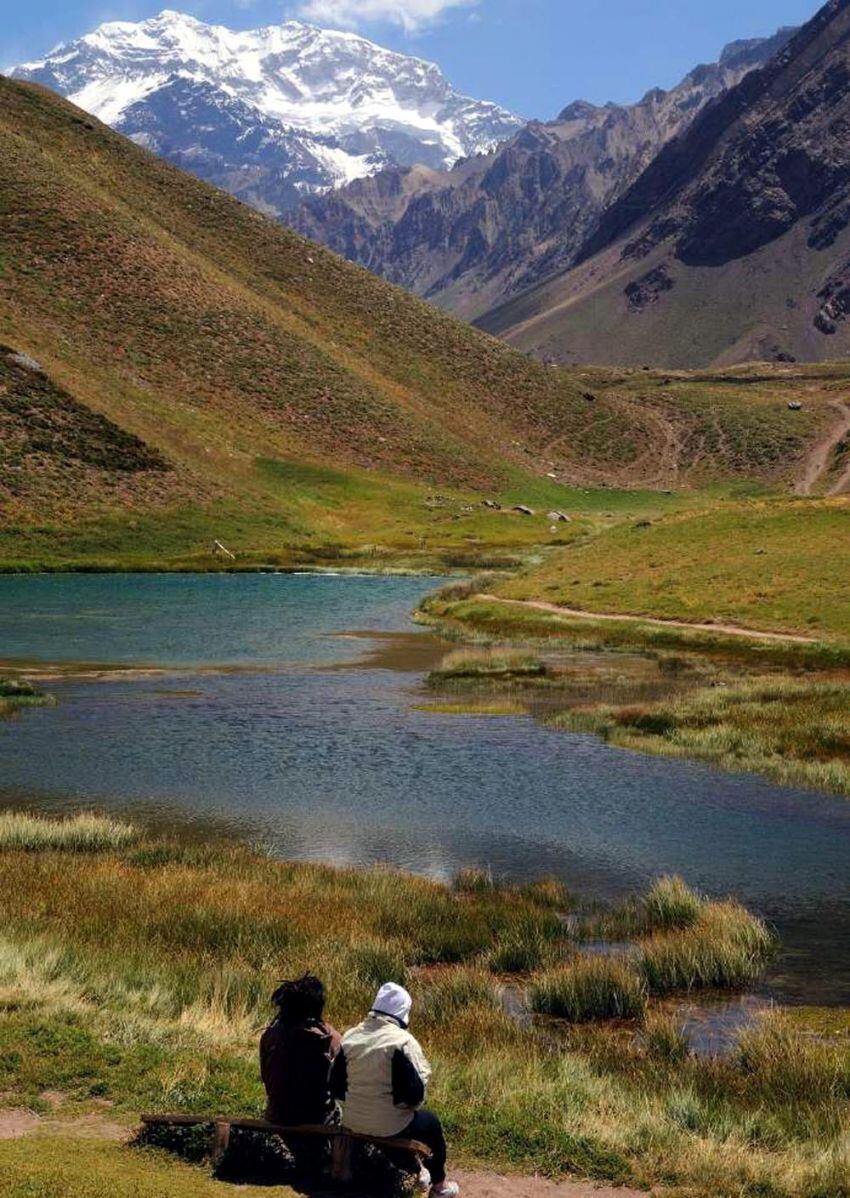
10;10;521;217
291;28;795;320
481;0;850;368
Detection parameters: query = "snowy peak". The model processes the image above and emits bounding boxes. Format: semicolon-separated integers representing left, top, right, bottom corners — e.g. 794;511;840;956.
11;10;522;210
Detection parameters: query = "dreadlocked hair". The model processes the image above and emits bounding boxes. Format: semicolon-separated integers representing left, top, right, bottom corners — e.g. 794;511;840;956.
271;974;326;1025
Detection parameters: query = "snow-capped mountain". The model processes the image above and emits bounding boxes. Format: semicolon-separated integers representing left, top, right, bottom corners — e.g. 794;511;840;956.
11;9;522;215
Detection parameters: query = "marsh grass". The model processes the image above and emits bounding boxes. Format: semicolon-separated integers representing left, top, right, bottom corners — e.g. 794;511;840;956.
485;933;554;974
737;1013;850;1108
579;875;704;941
0;815;842;1198
0;676;54;717
644;1013;689;1063
429;648;545;682
643;875;704;931
638;902;775;995
529;956;647;1022
0;811;139;852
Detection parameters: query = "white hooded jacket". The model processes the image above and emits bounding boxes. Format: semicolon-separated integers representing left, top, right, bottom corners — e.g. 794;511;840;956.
333;1011;432;1138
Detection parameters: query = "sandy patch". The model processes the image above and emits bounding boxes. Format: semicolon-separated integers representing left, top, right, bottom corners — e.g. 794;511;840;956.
454;1172;646;1198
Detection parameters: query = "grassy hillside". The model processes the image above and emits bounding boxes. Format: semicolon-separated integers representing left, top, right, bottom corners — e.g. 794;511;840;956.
417;493;850;797
496;498;850;642
1;76;848;570
0;76;638;569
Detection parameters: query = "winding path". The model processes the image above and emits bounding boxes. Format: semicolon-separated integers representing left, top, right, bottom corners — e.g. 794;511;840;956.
476;595;817;645
796;400;850;495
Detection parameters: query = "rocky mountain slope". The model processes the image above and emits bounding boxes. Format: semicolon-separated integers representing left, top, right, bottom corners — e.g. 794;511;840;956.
292;30;794;319
482;0;850;368
10;10;521;217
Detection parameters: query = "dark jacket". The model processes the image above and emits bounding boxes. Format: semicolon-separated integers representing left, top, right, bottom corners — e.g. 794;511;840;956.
260;1017;342;1126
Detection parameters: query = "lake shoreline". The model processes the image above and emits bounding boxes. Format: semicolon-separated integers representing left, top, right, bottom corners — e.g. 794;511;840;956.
417;585;850;801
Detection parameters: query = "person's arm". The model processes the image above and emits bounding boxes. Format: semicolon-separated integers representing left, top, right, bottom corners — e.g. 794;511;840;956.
392;1038;431;1108
329;1047;348;1102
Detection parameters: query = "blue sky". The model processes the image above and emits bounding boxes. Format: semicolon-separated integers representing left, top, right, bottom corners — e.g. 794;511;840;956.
6;0;822;119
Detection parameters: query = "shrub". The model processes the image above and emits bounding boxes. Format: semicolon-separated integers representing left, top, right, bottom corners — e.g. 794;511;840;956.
529;956;647;1022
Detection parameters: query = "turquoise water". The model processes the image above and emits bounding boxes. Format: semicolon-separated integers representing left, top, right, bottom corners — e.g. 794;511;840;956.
2;574;849;1004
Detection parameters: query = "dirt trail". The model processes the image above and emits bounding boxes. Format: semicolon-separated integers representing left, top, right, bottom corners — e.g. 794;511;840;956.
796;400;850;495
476;595;817;645
455;1171;645;1198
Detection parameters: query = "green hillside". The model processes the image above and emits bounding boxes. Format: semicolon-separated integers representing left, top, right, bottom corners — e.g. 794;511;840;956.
0;77;847;570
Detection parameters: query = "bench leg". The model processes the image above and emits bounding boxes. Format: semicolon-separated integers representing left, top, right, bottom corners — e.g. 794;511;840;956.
212;1119;231;1168
330;1133;354;1184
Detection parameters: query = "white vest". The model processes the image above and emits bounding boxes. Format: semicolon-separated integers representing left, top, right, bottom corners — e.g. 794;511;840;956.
340;1014;432;1138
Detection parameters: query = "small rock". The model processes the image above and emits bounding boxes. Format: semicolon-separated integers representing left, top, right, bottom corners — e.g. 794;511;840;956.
513;505;535;517
7;351;44;373
547;511;571;523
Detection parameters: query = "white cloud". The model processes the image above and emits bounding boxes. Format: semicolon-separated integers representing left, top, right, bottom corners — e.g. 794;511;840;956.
295;0;479;34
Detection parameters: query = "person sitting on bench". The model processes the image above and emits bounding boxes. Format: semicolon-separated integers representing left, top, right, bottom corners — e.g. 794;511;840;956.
330;982;460;1198
260;974;341;1127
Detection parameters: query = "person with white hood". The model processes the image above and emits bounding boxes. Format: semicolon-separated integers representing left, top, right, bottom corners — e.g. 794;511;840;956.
330;982;459;1198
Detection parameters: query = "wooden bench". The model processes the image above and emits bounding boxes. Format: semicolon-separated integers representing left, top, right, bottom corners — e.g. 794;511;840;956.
140;1113;432;1183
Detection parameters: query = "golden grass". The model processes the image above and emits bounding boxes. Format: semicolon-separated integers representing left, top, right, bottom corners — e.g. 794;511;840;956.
530;956;647;1022
0;818;844;1198
0;812;139;852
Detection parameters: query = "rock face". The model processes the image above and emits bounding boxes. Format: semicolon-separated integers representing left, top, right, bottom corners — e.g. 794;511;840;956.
10;9;522;217
291;30;794;319
481;0;850;368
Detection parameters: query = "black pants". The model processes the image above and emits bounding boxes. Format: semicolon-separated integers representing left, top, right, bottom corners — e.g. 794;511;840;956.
401;1109;447;1185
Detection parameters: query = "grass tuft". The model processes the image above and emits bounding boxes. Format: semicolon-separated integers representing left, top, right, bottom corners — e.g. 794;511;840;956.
529;956;647;1022
643;875;704;931
0;811;139;853
638;901;775;994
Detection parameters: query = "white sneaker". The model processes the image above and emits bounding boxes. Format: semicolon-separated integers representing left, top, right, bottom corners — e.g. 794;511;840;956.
430;1184;460;1198
416;1168;432;1193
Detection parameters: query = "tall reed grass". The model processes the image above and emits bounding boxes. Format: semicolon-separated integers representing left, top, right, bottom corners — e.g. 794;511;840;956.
0;811;139;852
529;956;647;1022
638;901;775;995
